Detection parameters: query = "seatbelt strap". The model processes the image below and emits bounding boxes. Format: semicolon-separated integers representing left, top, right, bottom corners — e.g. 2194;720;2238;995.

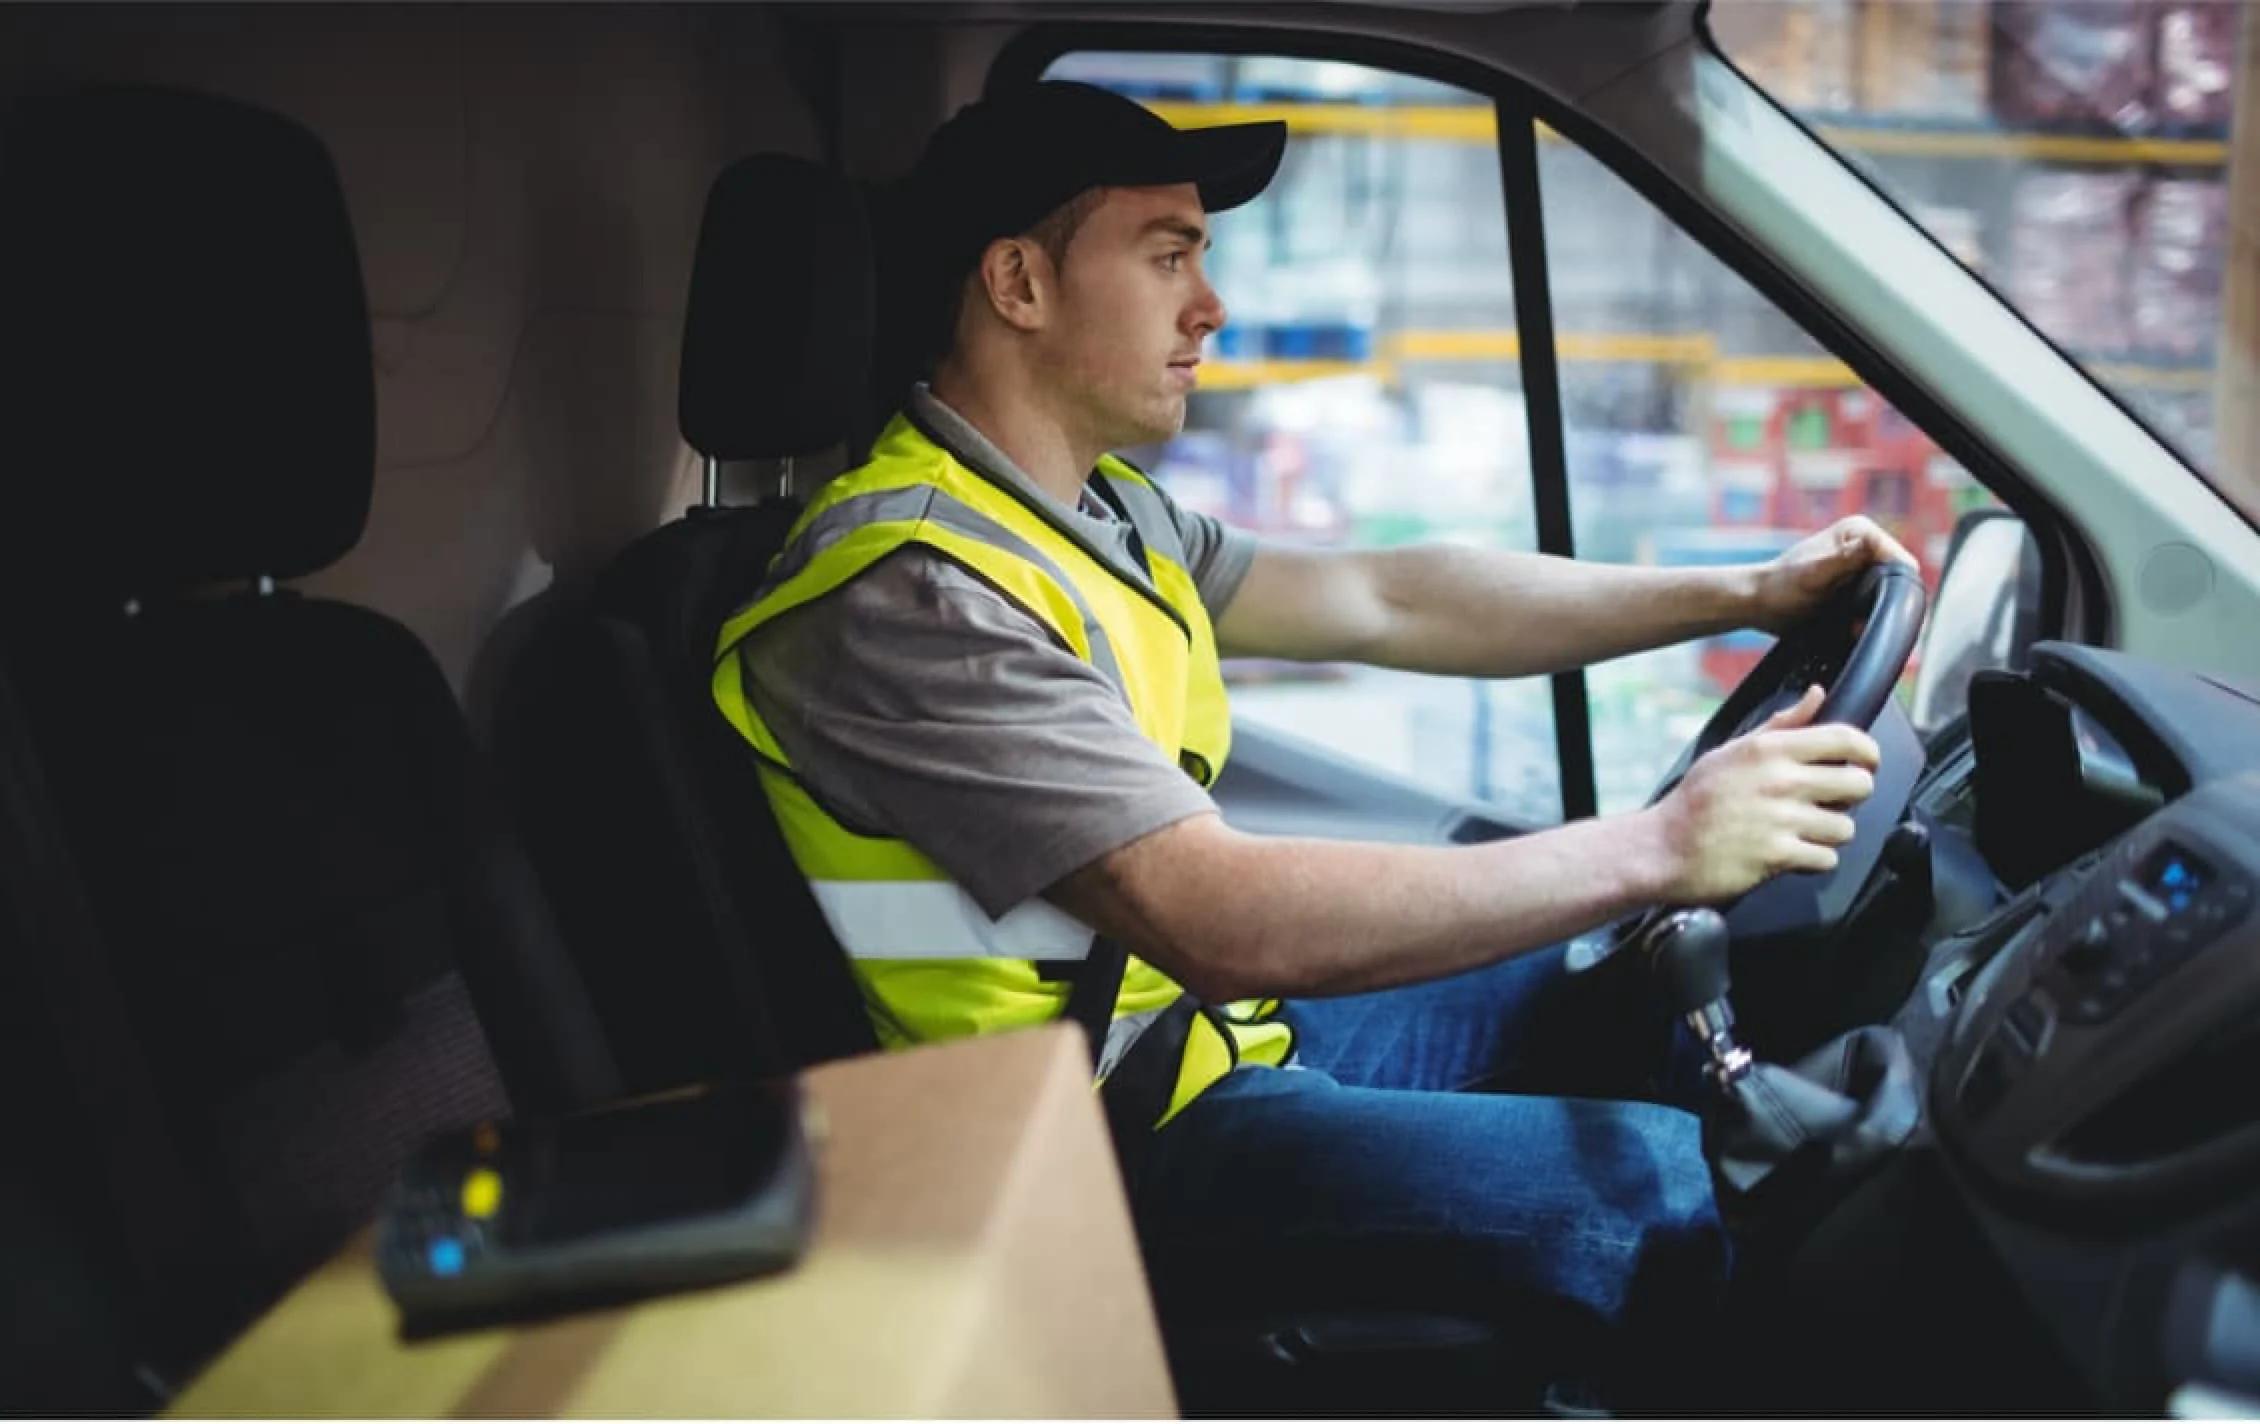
1044;934;1129;1068
0;647;212;1380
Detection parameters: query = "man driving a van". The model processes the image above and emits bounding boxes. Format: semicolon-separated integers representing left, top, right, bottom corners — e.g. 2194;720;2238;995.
713;81;1915;1395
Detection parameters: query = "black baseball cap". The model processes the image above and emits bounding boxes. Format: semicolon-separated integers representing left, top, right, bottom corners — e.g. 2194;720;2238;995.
903;79;1287;287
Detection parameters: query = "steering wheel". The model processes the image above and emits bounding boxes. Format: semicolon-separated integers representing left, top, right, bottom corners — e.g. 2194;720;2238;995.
1565;562;1928;974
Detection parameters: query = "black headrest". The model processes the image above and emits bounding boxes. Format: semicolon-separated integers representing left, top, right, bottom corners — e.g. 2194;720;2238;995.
678;154;874;461
0;87;374;598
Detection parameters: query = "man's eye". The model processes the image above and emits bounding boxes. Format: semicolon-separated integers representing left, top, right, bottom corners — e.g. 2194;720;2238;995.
1159;251;1184;272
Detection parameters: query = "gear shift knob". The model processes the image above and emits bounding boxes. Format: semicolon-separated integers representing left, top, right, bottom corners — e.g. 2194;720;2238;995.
1641;907;1754;1087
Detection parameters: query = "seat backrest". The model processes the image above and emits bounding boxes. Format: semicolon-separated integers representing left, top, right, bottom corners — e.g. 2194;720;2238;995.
491;152;878;1094
0;85;618;1408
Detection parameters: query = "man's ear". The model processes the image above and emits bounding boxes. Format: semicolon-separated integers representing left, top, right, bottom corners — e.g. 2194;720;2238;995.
974;236;1050;334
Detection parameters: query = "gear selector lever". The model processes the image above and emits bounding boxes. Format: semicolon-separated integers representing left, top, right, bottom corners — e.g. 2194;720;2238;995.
1640;907;1754;1087
1637;906;1921;1200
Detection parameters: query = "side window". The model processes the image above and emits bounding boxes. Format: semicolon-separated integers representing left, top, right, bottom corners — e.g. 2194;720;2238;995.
1045;53;1564;827
1537;138;2005;811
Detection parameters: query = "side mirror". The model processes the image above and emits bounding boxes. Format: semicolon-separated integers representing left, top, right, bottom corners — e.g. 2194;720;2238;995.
1909;509;2040;737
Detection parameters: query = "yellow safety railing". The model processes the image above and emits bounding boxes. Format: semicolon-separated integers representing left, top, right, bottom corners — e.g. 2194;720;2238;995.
1144;101;2228;167
1199;330;2206;393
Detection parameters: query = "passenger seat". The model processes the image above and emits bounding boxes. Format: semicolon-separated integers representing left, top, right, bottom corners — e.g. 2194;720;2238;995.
0;86;618;1411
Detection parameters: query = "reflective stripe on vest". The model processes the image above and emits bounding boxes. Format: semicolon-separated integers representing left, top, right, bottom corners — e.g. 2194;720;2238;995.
713;414;1288;1127
755;482;1129;696
807;879;1094;961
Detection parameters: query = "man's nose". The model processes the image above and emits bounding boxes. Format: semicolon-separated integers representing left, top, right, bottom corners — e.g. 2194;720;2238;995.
1186;276;1226;338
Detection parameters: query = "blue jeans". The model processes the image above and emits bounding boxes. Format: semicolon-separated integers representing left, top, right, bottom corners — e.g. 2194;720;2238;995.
1127;944;1728;1397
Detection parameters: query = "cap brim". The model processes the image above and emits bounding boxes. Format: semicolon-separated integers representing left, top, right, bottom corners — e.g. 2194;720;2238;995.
1180;120;1288;212
1103;120;1285;211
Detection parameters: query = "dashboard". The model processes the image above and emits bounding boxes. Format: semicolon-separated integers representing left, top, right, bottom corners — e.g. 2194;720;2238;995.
1868;642;2260;1411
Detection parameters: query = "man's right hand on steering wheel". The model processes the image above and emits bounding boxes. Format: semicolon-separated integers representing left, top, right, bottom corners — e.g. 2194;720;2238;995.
1632;684;1882;905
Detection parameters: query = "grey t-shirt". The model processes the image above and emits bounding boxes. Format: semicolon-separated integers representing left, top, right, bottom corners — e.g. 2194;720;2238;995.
738;386;1256;919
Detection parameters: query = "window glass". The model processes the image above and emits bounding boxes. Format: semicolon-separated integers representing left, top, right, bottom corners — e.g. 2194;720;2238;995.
1708;0;2242;480
1537;137;2004;811
1045;52;1563;826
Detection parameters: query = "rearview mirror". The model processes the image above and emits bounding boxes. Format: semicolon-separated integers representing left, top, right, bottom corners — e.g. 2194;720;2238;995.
1909;509;2040;737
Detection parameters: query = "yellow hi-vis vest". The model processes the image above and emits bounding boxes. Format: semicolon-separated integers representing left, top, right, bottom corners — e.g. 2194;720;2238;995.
712;412;1292;1127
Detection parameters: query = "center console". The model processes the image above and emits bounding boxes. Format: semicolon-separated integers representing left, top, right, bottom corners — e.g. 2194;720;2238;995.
1901;773;2260;1410
1727;651;2260;1413
1932;773;2260;1212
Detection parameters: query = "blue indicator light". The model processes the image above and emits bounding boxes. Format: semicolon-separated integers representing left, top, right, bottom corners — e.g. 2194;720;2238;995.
427;1238;466;1277
2171;892;2193;914
2162;861;2190;889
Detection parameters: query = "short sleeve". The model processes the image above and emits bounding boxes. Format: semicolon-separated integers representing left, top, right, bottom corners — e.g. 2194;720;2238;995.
1150;483;1257;615
735;548;1219;917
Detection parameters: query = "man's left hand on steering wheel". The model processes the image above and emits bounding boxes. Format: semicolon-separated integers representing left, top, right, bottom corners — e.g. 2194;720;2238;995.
1749;516;1922;636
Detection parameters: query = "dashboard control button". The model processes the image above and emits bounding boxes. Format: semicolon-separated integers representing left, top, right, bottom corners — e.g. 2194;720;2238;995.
461;1167;504;1221
427;1237;467;1278
2063;916;2113;972
2120;881;2171;924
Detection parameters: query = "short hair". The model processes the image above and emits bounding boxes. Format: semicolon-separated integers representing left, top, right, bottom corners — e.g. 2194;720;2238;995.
925;187;1108;371
1022;186;1106;275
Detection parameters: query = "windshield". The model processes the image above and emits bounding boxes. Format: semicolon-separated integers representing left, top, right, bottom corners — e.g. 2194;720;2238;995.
1705;0;2243;487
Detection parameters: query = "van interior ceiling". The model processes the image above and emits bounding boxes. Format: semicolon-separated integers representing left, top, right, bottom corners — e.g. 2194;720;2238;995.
4;6;824;694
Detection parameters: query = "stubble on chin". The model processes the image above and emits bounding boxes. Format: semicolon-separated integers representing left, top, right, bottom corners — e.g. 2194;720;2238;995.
1132;392;1188;445
1087;390;1184;453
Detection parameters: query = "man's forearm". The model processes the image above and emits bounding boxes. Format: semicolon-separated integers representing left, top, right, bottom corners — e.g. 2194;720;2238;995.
1055;685;1884;1003
1356;544;1757;678
1053;809;1675;1002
